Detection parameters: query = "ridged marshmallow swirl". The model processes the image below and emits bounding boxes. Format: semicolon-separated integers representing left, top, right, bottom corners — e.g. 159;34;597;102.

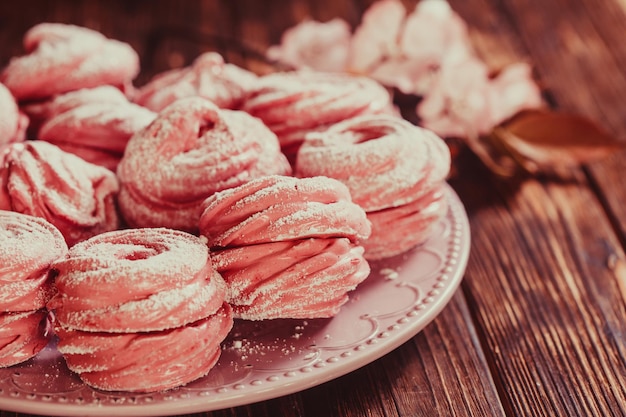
37;86;156;171
48;228;227;333
134;52;258;112
363;184;449;260
296;114;451;212
243;71;394;161
199;175;372;320
212;238;370;320
0;141;119;246
55;304;232;392
117;97;291;232
0;310;53;368
0;23;139;101
199;175;371;247
22;85;131;135
0;211;68;311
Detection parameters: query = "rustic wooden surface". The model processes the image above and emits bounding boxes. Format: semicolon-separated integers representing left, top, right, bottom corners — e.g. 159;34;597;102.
1;0;625;416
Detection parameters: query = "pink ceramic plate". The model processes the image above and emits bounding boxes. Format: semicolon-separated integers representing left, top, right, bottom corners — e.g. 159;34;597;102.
0;184;470;417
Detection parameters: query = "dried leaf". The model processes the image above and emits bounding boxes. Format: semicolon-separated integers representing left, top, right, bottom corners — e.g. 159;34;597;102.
463;133;519;178
490;109;625;175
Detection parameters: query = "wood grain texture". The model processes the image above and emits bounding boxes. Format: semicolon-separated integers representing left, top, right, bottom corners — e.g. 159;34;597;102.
452;167;626;416
446;1;626;414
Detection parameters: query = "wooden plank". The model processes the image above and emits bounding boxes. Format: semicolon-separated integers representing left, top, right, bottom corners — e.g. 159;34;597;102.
508;0;626;249
450;150;626;416
497;0;626;130
446;0;626;415
399;292;506;417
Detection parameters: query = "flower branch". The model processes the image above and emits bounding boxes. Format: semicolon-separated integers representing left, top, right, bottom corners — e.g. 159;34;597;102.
267;0;623;178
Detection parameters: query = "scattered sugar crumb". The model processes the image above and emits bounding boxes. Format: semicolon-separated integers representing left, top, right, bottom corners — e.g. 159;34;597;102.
380;267;399;280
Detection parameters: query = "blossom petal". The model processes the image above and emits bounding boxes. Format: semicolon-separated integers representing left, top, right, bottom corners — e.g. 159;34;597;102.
417;58;492;138
348;0;406;72
267;18;352;72
488;63;543;126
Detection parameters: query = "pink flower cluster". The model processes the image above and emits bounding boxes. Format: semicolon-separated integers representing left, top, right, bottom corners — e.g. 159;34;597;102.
267;0;543;139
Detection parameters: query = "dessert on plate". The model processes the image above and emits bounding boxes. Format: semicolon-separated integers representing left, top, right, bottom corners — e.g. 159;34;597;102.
134;52;258;112
1;23;139;102
0;141;120;246
36;86;157;171
0;18;457;392
48;227;233;392
199;175;371;320
0;210;67;367
242;70;395;164
296;114;451;259
117;96;291;232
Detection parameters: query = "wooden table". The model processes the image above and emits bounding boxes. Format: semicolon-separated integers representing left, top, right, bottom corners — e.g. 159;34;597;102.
1;0;625;416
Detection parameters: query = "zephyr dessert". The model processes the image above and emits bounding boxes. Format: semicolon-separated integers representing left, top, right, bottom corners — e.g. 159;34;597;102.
35;86;157;171
199;175;372;320
0;211;67;367
1;23;139;102
0;141;120;246
243;70;395;164
134;51;258;112
117;96;291;232
48;228;233;392
0;21;452;393
296;114;451;259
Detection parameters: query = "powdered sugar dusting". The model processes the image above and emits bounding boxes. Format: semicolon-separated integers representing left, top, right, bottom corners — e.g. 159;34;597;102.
2;140;119;245
1;23;139;101
56;304;233;391
53;228;208;291
39;98;156;152
200;175;370;247
117;97;289;232
243;71;394;156
297;114;451;211
0;211;67;272
134;51;258;112
0;211;67;311
51;228;227;333
201;175;373;320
